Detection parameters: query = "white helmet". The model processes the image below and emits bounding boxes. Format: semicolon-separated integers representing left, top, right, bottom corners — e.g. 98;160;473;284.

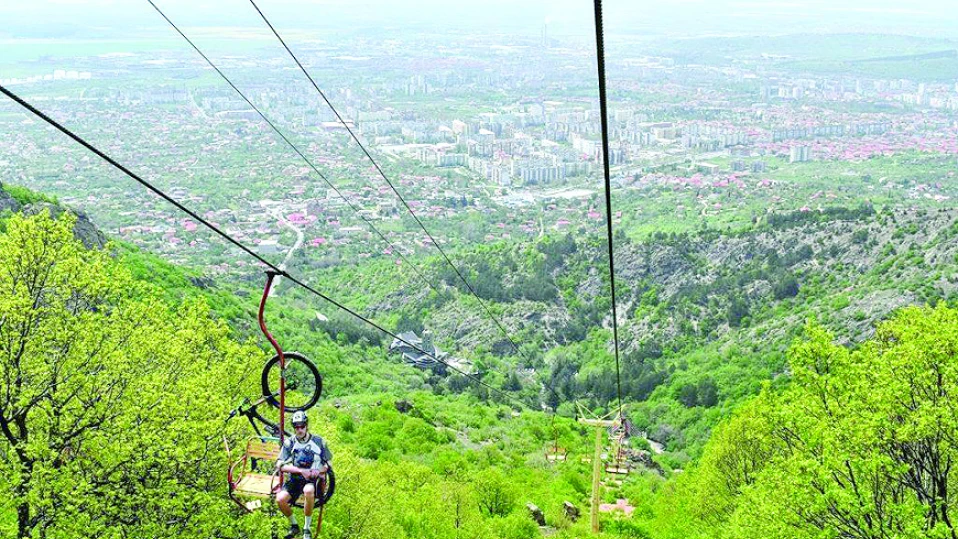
291;410;308;427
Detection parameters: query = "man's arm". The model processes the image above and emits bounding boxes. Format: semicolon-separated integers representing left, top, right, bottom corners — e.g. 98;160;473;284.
280;463;307;475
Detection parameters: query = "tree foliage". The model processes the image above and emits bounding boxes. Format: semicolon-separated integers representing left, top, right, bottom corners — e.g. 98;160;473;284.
0;212;260;538
661;305;958;539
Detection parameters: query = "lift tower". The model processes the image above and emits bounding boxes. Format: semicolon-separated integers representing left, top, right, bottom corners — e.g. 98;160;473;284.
576;403;622;534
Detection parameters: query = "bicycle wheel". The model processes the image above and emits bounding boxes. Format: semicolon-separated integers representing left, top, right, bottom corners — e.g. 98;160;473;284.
261;352;322;412
319;466;336;506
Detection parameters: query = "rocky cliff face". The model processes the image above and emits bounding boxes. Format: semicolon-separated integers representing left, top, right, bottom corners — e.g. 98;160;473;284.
381;207;958;356
600;208;958;349
1;183;107;249
0;182;21;213
21;202;108;249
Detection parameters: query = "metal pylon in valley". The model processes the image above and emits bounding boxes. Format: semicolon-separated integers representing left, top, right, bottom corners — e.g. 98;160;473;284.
575;402;623;534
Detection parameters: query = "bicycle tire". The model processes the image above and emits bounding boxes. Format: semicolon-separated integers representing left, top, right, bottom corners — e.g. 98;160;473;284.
261;352;322;412
319;466;335;506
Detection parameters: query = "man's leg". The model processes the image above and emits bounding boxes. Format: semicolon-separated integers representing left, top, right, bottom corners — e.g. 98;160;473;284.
276;490;293;518
303;483;315;517
277;489;300;538
302;483;315;537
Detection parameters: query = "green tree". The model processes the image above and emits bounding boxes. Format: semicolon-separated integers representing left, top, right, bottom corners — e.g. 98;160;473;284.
677;383;699;408
0;212;258;538
726;297;749;328
663;396;775;534
503;371;522;392
471;467;516;517
772;274;800;300
713;307;958;539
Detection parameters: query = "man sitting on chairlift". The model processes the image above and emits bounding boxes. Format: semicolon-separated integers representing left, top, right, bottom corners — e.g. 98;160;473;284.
276;410;332;539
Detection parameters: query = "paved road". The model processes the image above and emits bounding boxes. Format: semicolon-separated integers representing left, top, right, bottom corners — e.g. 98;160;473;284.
264;204;304;294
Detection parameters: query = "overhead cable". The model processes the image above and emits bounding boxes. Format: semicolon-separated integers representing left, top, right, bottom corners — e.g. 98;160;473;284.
246;0;535;367
145;0;562;410
591;0;625;418
145;0;429;284
0;83;527;409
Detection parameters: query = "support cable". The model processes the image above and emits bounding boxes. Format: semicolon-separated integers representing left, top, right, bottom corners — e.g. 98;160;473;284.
246;0;532;366
145;1;561;410
0;83;527;409
146;0;429;285
592;0;624;418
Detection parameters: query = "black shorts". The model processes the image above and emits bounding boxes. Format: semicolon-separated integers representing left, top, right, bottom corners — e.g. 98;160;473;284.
282;475;318;504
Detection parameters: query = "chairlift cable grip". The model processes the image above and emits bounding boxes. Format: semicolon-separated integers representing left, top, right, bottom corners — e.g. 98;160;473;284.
259;270;286;486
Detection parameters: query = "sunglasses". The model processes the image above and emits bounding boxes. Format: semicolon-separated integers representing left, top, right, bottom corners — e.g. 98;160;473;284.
293;423;307;429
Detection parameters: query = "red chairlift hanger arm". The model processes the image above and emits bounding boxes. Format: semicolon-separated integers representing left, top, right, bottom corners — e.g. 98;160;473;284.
259;270;286;484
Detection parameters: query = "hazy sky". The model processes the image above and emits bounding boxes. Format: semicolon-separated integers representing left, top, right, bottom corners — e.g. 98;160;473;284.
2;0;957;38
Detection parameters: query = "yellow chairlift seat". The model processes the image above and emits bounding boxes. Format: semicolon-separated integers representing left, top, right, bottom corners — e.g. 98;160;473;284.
226;437;282;513
605;463;631;475
546;445;568;462
604;446;631;475
235;473;276;497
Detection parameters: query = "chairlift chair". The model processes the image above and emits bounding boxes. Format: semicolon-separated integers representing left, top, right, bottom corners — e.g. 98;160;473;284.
545;421;568;462
226;436;335;513
545;445;568;462
224;271;333;513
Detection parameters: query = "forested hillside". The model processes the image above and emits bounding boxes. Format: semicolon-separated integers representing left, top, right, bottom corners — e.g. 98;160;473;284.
3;183;958;539
0;207;262;538
309;203;958;459
0;187;623;538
